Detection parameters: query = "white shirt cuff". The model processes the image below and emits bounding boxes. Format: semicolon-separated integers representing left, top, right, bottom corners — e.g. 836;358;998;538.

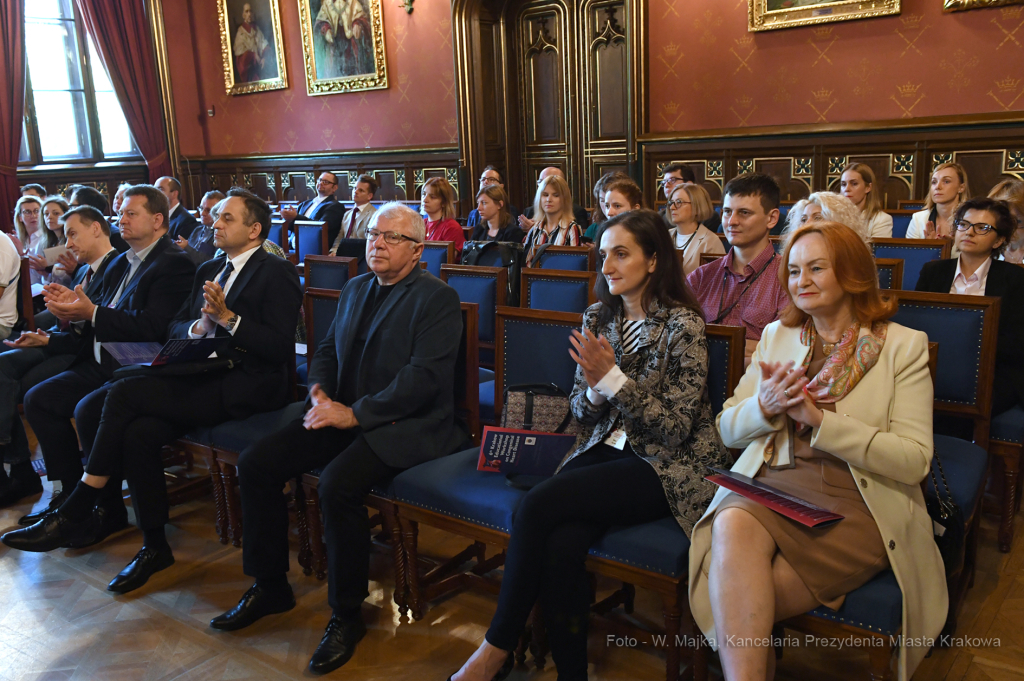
188;320;204;339
586;387;607;405
594;365;628;399
91;306;98;324
229;317;240;336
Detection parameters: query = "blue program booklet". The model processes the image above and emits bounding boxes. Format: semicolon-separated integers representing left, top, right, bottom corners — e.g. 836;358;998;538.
476;426;577;478
104;338;228;367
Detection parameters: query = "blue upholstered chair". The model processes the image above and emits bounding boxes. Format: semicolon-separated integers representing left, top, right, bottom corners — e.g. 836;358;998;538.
521;269;597;314
441;264;507;377
304;255;358;291
293;219;328;263
533;245;595;272
871;238;951;290
268;217;288;251
421;240;455;277
889;210;915;239
897;200;926;212
875;258;904;290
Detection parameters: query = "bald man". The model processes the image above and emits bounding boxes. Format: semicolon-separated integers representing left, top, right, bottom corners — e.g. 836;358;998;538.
518;166;590;230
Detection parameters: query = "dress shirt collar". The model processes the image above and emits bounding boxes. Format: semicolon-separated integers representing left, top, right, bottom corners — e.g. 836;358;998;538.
89;248;116;273
953;255;992;290
722;240;775;279
129;237;161;263
168;203;180;218
224;243;261;275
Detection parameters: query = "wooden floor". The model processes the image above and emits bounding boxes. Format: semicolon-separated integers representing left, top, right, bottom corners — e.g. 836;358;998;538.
1;451;1024;679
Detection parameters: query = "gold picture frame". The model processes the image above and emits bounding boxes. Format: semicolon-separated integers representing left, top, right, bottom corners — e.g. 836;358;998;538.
749;0;900;32
217;0;288;95
944;0;1024;11
297;0;388;96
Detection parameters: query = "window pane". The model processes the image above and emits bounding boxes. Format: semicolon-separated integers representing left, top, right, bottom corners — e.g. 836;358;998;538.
95;92;134;156
87;38;114;93
34;91;86;159
25;0;63;19
25;21;83;91
19;120;29;163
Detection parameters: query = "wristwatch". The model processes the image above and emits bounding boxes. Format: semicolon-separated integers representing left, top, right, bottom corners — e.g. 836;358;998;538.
224;314;240;334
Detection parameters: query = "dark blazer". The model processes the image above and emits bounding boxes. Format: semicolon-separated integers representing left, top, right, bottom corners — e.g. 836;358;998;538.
469;223;526;243
307;266;470;468
467;204;521;229
47;235;196;370
168;205;199;241
167;247;302;419
295;196;347;249
39;249;118;337
916;257;1024;409
524;203;590;230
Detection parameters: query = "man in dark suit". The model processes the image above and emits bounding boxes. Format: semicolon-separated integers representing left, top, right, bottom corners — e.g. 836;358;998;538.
157;176;199;241
519;166;590;229
915;196;1024;416
0;185;195;549
0;206;118;509
212;202;469;674
2;189;302;592
282;171;348;248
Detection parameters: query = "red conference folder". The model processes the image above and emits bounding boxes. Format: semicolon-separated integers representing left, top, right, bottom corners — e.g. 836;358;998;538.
706;467;844;528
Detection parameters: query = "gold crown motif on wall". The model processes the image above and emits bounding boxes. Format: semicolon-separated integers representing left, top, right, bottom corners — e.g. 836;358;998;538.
897;82;922;97
996;77;1021;92
812;88;834;102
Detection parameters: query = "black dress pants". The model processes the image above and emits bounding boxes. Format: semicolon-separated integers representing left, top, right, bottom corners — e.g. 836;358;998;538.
485;444;671;681
0;347;74;464
237;417;401;615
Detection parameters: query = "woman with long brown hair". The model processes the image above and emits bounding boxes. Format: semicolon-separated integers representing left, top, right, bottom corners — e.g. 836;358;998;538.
421;176;464;259
840;162;892;238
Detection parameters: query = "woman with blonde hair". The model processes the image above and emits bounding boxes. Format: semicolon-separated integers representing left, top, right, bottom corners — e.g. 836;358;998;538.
907;162;969;242
840;163;892;238
13;194;42;257
523;174;582;264
784;192;867;243
421;176;465;260
666;182;725;274
989;177;1024;263
689;220;945;681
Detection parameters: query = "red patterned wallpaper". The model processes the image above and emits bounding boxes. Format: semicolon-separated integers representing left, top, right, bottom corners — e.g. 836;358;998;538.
164;0;459;158
647;0;1024;133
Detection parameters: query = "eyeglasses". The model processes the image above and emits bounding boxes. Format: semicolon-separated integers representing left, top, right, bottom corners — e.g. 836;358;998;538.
479;176;500;185
317;178;338;186
666;199;691;210
664;177;683;186
954;219;996;235
366;229;421;245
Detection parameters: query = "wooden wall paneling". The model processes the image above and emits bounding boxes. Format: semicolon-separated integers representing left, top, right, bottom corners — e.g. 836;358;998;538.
282;172;316;203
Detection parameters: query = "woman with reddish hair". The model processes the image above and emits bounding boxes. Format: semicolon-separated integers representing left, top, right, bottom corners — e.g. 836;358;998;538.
688;221;946;681
421;176;465;261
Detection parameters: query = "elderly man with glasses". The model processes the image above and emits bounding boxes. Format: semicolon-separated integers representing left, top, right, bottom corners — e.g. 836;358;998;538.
213;202;471;675
281;171;349;248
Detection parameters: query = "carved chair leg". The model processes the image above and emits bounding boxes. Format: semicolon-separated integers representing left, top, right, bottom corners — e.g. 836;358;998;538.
999;452;1019;553
294;481;312;576
207;452;228;544
690;614;708;681
305;482;327;581
380;502;407;612
221;463;242;548
528;603;548;670
663;593;682;681
400;517;423;621
867;644;895;681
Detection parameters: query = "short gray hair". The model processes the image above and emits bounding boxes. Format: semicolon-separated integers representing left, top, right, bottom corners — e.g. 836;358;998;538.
369;201;426;243
784;191;868;243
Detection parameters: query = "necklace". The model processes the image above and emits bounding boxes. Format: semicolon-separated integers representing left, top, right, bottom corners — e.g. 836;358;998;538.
822;340;838;355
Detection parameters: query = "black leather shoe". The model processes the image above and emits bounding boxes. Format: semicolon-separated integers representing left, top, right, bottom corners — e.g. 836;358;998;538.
210;582;296;631
18;488;69;525
308;615;367;675
1;508;100;552
107;544;175;593
64;507;130;549
0;473;43;508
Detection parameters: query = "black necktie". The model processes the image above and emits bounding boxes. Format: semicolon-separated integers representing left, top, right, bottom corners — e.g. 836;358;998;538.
217;261;234;290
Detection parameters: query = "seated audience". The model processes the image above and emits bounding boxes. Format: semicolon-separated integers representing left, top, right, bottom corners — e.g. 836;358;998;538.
0;206;117;509
14;195;42;261
467;166;520;228
3;189;302;594
688;220;945;681
687;173;789;361
667;182;725;274
583;171;630;242
175;190;224;265
421;176;465;259
0;184;195;549
28;196;72;287
69;185;128;253
216;203;469;675
330;174;377;249
449;209;727;681
916;197;1024;416
20;184;46;200
989;178;1024;264
282;172;347;248
662;162;722;232
156;176;199;241
469;185;524;242
519;166;590;230
907;161;969;243
840;163;893;238
784;192;867;243
523;175;583;264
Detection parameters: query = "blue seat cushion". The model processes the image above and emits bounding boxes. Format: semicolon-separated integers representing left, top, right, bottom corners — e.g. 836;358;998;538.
926;434;987;518
392;447;527;533
806;569;902;635
480;380;495;423
210;401;306;454
180;427;213;447
479;368;495;383
992;406;1024;444
588;516;690;578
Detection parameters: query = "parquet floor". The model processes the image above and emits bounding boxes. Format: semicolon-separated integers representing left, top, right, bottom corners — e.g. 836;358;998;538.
1;435;1023;679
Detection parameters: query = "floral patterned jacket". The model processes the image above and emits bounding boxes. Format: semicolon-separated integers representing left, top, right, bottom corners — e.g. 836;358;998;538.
560;300;729;537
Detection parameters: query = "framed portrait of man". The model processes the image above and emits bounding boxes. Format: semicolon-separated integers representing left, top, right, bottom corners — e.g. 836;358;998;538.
297;0;388;95
749;0;900;31
217;0;288;95
944;0;1024;10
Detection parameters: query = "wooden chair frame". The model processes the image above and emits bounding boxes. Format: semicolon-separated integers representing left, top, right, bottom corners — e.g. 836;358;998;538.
269;218;291;256
293;219;329;262
871;237;952;259
303;255;358;292
520;268;597;311
533;244;597;271
423;240;456;271
875;258;905;291
303;288;342;361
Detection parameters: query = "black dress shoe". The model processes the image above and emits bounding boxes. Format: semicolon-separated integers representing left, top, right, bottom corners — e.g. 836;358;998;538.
64;506;130;549
1;508;100;552
107;544;175;593
0;472;43;509
18;488;69;526
210;582;296;631
308;614;367;675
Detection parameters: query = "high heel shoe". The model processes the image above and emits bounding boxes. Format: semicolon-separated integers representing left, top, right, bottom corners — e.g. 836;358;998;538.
446;651;514;681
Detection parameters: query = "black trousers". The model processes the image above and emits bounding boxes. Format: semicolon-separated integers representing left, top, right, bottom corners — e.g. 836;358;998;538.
237;417;401;615
486;445;671;681
75;374;235;531
0;347;74;464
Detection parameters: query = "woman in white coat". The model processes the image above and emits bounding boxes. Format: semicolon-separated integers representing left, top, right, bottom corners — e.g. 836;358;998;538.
688;220;947;681
907;162;969;243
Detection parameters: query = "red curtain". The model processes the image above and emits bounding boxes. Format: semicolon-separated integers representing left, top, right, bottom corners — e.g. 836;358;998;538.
0;0;25;234
75;0;171;182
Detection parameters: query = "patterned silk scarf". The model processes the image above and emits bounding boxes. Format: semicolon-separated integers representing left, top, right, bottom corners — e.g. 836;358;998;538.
762;319;887;466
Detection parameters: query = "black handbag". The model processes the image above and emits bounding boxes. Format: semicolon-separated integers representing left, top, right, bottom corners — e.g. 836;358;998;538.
462;240;524;306
925;449;965;575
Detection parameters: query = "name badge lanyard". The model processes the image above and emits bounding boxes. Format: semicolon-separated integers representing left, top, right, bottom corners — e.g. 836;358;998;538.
713;253;776;325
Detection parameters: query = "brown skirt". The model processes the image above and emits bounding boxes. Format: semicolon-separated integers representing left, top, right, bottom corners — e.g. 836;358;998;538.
712;429;889;610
